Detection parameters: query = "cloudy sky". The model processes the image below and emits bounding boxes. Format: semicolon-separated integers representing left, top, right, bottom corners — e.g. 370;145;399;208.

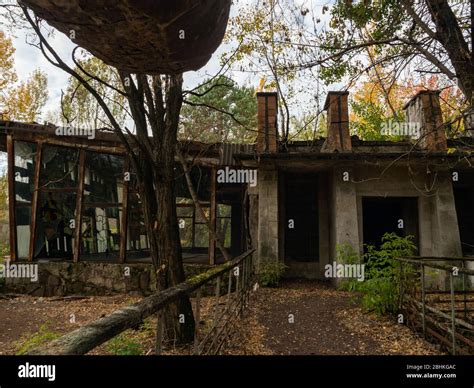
8;0;334;123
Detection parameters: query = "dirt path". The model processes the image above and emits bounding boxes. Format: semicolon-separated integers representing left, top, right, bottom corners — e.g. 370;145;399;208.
226;280;442;355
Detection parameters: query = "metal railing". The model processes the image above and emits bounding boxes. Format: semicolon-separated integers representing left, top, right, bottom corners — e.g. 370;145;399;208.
28;249;257;355
396;256;474;355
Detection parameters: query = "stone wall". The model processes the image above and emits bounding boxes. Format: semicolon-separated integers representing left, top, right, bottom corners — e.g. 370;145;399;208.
2;262;212;297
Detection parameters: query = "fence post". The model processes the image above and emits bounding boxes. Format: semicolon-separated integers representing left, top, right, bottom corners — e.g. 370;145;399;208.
227;270;232;305
421;264;426;338
194;289;201;354
449;272;456;355
461;260;467;320
214;276;221;323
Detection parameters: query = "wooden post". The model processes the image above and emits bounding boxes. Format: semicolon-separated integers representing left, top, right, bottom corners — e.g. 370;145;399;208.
421;264;426;337
6;135;17;261
73;150;86;263
461;260;467;320
119;158;130;263
214;276;220;323
450;272;456;355
194;289;201;354
208;167;217;265
28;143;42;262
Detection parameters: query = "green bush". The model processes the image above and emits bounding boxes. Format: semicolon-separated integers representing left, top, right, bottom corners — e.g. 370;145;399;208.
107;333;144;356
15;324;61;355
335;243;361;292
339;233;417;316
258;260;287;287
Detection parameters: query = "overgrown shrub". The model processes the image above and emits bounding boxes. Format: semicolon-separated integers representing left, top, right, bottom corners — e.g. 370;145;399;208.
339;233;416;316
258;261;287;287
15;323;61;355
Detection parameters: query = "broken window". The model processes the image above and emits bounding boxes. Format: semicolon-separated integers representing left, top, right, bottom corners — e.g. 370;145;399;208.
81;152;124;261
13;141;37;259
34;145;79;260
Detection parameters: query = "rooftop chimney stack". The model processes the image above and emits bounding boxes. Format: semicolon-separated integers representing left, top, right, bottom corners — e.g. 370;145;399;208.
256;92;278;153
404;90;447;152
322;91;352;152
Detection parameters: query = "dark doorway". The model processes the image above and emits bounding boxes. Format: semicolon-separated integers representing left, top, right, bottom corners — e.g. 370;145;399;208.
362;197;419;251
453;171;474;256
284;174;319;261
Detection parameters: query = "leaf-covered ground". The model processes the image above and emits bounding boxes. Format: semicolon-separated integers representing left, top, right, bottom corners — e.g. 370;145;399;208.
225;280;443;355
0;280;443;355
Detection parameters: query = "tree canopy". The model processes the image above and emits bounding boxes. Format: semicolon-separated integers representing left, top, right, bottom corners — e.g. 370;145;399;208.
0;30;48;122
181;76;257;143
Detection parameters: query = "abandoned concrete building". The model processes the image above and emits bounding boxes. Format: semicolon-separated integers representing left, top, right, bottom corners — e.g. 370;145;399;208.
1;89;473;295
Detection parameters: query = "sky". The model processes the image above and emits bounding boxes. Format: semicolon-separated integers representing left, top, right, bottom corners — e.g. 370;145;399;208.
7;0;336;124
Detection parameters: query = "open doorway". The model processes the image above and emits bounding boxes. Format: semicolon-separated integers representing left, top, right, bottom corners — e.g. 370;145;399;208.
362;197;419;251
284;173;319;262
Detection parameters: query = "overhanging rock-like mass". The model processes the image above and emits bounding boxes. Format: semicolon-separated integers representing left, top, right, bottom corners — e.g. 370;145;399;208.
21;0;232;74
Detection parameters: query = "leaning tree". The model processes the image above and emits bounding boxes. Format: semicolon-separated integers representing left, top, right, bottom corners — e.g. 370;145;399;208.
16;0;232;345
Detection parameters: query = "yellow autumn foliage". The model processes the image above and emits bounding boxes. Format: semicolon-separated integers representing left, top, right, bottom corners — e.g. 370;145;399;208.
0;30;48;122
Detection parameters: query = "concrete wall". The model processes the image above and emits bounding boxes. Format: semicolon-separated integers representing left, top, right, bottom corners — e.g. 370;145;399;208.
352;165;462;259
244;161;464;285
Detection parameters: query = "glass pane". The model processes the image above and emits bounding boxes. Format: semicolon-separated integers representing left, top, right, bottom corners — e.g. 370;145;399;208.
217;204;232;218
127;192;149;252
14;141;37;204
176;197;194;205
40;146;79;189
194;224;209;248
34;191;77;259
81;207;122;256
217;218;232;248
177;205;193;217
16;206;31;259
175;165;211;202
179;217;193;248
195;207;210;223
84;153;124;204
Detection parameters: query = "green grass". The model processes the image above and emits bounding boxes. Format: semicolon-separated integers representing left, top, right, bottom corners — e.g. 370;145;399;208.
15;323;61;355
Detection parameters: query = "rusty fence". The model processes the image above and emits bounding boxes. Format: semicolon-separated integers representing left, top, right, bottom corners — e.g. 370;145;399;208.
28;249;257;355
396;256;474;355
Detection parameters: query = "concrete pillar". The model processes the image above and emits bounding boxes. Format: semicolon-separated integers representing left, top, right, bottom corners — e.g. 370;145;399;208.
418;196;434;257
431;172;462;257
257;166;279;266
330;166;360;264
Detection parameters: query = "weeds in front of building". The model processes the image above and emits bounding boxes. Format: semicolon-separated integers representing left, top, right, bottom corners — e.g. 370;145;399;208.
338;233;417;316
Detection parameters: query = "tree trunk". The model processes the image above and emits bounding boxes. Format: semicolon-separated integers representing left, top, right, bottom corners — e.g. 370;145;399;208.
426;0;474;104
129;74;195;346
